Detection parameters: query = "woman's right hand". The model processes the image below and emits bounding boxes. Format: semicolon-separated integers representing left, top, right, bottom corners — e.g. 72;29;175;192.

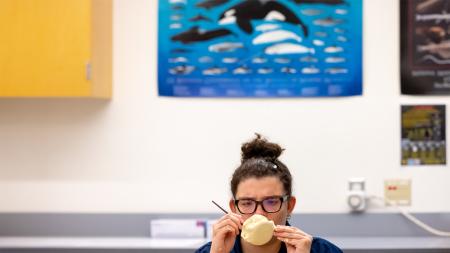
210;213;243;253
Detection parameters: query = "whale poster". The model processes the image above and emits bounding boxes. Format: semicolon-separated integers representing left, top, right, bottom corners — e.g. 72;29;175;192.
401;0;450;95
158;0;362;97
401;105;446;165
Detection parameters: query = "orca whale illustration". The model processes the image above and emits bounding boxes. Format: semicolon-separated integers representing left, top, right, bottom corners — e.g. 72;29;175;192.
219;0;308;36
196;0;229;9
171;26;234;44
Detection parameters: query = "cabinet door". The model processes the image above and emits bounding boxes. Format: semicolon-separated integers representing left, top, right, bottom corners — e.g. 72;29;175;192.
0;0;92;96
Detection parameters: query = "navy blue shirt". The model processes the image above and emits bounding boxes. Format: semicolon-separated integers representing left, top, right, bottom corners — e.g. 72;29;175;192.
196;235;343;253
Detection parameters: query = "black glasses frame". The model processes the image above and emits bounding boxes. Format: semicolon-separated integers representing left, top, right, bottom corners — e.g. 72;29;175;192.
234;195;290;214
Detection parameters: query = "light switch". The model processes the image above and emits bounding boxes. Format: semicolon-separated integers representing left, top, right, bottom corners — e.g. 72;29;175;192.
384;179;411;206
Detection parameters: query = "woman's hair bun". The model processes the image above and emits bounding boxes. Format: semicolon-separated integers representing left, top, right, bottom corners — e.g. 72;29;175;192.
241;133;284;161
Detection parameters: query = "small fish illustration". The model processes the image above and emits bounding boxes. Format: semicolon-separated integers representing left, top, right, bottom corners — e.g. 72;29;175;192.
258;67;274;74
324;46;344;53
222;57;239;64
169;65;195;75
302;66;320;74
170;48;192;54
170;23;182;29
334;28;346;34
300;56;318;63
336;36;348;42
265;43;315;55
325;67;348;74
209;42;244;53
313;39;325;46
253;30;302;45
281;67;297;74
335;9;348;15
203;67;228;75
325;57;346;63
313;17;344;27
233;66;252;74
252;57;268;64
171;4;185;10
274;58;292;64
189;14;212;22
314;31;328;37
301;9;323;16
169;57;188;63
199;56;214;63
170;14;183;21
169;0;186;4
196;0;229;9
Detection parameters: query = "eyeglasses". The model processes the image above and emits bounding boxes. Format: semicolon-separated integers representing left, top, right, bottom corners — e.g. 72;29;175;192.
234;195;289;214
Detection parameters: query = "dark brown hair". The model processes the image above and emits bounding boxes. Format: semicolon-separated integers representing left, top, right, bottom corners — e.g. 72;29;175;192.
230;134;292;198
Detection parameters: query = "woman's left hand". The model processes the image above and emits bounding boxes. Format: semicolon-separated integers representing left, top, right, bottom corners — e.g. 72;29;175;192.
273;225;313;253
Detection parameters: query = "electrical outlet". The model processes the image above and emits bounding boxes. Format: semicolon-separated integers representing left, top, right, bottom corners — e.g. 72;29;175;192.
347;178;367;212
384;179;411;206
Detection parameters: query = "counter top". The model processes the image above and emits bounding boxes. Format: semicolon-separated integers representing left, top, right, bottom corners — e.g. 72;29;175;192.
1;236;449;250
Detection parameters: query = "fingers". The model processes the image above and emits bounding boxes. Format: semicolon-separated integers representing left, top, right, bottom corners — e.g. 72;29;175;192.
210;214;243;253
216;223;239;237
215;220;239;235
273;225;313;247
213;213;243;238
217;213;244;228
274;225;308;236
274;231;304;240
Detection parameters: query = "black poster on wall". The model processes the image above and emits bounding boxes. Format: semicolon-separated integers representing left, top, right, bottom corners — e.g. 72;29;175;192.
401;105;446;165
401;0;450;95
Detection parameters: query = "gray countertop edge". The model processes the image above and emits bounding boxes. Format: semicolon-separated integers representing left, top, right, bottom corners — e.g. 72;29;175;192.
0;236;449;250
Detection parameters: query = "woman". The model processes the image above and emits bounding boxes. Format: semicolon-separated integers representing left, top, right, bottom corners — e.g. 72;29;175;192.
196;134;342;253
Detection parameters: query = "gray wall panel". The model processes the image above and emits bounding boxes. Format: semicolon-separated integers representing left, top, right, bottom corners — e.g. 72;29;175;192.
1;213;450;237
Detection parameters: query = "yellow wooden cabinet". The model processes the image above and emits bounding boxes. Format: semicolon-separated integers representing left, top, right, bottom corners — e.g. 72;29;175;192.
0;0;112;98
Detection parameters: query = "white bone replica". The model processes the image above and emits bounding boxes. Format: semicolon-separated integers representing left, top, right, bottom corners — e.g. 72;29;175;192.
241;214;275;245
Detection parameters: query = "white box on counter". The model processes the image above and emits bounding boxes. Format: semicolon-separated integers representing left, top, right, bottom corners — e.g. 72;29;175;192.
150;219;206;238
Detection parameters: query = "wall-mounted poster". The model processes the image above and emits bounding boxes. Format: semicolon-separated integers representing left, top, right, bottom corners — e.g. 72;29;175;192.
401;105;446;166
158;0;362;97
401;0;450;95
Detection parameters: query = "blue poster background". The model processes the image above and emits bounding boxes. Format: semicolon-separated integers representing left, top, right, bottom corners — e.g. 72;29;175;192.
158;0;362;97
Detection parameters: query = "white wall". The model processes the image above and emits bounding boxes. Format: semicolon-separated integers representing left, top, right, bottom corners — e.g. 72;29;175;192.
0;0;449;213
